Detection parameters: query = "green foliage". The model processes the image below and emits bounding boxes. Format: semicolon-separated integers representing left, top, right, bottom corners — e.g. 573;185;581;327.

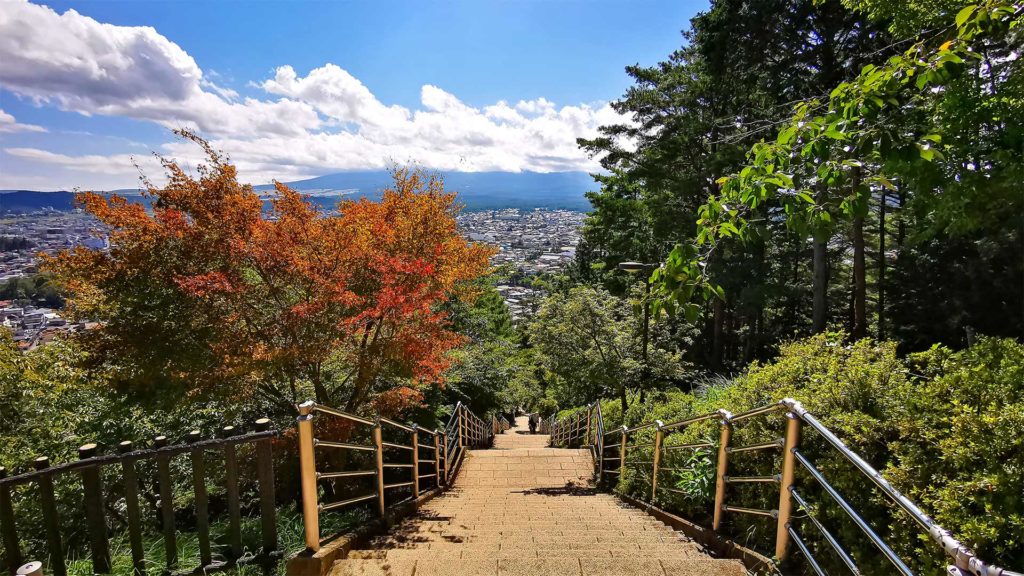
0;273;64;308
655;0;1023;350
441;277;542;416
891;338;1024;566
530;285;689;412
0;236;33;252
595;333;1023;572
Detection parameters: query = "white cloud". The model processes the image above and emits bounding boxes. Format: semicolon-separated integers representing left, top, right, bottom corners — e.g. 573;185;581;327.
0;1;634;189
0;0;319;138
0;109;46;133
5;147;161;176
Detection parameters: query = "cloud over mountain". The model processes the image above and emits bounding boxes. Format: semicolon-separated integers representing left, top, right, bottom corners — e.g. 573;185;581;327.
0;0;628;189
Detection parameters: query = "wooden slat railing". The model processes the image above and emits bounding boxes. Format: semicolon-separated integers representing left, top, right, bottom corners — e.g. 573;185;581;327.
0;419;279;576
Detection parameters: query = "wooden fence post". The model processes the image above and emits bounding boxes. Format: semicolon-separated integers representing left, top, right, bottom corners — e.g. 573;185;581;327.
186;431;212;568
153;435;177;569
0;467;23;573
254;418;278;557
221;426;243;561
619;427;628;478
411;426;420;499
373;419;386;518
651;422;664;500
441;432;450;485
296;403;319;552
33;457;64;576
775;412;801;561
712;414;733;531
117;442;145;576
78;444;111;574
433;433;442;488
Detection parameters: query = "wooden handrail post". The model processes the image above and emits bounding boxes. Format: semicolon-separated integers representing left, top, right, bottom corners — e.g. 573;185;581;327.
78;444;111;574
187;431;212;568
775;412;801;561
441;432;450;485
712;412;733;531
459;406;465;449
373;419;386;518
586;407;592;447
253;418;277;556
619;426;628;477
296;401;320;552
411;426;420;499
0;467;22;573
221;426;243;562
33;457;64;576
651;422;664;500
433;433;442;487
116;442;145;576
153;436;176;569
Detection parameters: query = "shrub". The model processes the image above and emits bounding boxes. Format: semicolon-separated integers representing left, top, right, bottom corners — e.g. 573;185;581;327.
599;332;1023;573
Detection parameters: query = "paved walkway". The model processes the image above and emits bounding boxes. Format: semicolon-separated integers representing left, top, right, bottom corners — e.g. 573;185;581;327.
330;417;745;576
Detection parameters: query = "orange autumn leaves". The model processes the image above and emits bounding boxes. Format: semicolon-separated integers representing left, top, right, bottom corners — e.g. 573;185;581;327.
47;130;493;415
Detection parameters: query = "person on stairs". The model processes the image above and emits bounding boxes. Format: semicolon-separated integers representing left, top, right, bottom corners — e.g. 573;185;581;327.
528;412;538;434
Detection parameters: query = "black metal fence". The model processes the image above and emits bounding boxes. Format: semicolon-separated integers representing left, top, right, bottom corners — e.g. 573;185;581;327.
0;419;279;576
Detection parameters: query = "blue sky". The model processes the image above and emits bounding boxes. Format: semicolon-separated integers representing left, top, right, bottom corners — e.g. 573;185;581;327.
0;0;706;190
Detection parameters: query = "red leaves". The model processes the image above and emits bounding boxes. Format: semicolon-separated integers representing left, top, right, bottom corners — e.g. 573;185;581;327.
49;136;492;412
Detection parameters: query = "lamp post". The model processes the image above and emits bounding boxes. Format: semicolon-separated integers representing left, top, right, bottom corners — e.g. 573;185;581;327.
618;261;658;400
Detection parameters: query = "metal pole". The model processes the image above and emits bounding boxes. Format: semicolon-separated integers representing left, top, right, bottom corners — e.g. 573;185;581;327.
651;422;664;500
775;412;801;560
712;412;733;531
296;401;320;552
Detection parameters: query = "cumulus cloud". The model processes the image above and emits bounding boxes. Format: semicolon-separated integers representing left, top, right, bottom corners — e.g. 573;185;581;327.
0;0;319;137
0;109;46;133
0;0;632;189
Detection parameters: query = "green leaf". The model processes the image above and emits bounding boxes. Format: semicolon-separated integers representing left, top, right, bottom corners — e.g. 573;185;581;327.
955;5;977;28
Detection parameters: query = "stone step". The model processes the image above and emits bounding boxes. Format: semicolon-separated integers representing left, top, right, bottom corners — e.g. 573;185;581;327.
327;422;747;576
331;555;747;575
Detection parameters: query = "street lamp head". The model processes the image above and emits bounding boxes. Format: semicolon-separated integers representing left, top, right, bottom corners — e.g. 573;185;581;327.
617;261;646;275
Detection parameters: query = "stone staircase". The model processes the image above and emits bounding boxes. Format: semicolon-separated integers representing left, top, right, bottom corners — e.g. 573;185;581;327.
329;417;746;576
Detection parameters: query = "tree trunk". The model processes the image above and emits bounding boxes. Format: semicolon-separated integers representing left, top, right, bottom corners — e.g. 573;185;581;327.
878;190;887;341
852;214;867;340
812;236;828;333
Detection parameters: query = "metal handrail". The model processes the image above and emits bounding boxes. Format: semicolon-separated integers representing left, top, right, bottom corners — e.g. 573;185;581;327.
549;397;1021;576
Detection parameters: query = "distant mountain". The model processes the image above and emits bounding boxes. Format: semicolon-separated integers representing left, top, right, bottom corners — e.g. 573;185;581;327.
257;170;597;211
0;189;148;214
0;190;77;213
1;170;598;213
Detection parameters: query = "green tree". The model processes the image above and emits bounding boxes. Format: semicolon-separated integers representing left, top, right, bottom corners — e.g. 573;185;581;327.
531;285;689;412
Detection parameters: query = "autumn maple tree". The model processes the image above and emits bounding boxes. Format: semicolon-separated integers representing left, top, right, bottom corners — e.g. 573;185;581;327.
46;130;493;415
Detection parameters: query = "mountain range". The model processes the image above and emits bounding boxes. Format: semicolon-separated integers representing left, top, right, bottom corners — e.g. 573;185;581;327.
0;170;597;213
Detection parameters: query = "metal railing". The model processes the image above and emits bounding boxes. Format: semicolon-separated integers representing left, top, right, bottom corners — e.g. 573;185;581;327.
0;420;279;576
549;398;1021;576
493;415;511;436
296;400;492;553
